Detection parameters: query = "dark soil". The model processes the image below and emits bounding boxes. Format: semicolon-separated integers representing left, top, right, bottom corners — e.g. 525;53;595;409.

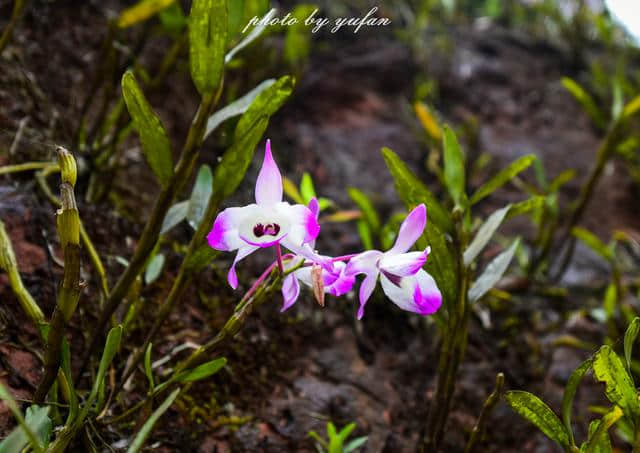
1;1;639;452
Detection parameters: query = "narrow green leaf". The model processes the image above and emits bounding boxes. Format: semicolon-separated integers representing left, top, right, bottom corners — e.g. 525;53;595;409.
470;155;536;205
442;125;465;206
144;253;165;284
504;390;570;448
121;71;174;186
356;220;374;250
505;196;545;220
187;165;213;229
189;0;227;95
205;79;276;138
126;388;180;453
161;201;189;234
624;318;640;373
0;384;46;453
300;172;317;203
225;8;274;64
348;187;381;233
144;343;154;390
158;2;187;33
381;147;453;233
176;357;227;382
561;77;606;129
622;94;640;119
561;358;593;445
583;406;623;453
468;238;519;303
88;325;123;413
344;436;368;453
117;0;176;28
337;423;356;444
572;227;614;262
283;4;315;66
592;345;640;421
212;76;294;201
463;204;511;266
548;169;576;193
283;176;305;204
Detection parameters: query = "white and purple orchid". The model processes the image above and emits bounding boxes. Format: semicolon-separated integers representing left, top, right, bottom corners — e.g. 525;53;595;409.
207;140;320;289
345;204;442;319
207;140;441;320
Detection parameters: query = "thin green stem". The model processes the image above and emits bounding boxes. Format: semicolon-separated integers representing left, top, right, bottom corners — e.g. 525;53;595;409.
0;162;58;175
79;89;219;381
0;0;28;54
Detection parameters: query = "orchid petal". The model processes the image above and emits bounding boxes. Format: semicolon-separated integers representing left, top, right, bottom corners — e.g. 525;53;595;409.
379;249;429;277
357;272;379;319
280;203;320;246
380;269;442;315
281;273;301;312
255;139;282;205
388;204;426;254
345;250;383;276
227;245;258;289
207;206;247;251
308;197;320;219
237;203;290;248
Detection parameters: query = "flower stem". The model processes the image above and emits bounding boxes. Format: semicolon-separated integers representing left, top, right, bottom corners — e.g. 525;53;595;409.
275;244;284;273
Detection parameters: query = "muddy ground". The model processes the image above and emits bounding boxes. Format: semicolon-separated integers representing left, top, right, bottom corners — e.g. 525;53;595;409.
1;1;640;452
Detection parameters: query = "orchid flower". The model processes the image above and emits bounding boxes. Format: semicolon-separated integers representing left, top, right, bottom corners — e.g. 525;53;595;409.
345;204;442;319
207;140;320;289
281;198;356;311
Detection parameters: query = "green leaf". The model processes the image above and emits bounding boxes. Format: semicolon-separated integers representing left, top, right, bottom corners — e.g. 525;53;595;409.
144;343;155;390
571;227;614;262
205;79;276;138
624;318;640;373
622;94;640;119
225;7;273;64
348;188;381;233
442;125;465;206
381;147;453;234
548;169;576;193
158;2;187;33
561;358;592;445
121;71;174;186
212;76;294;201
592;345;640;421
317;197;333;211
161;201;189;234
504;390;570;448
561;77;606;129
283;4;315;66
468;238;519;303
300;172;317;203
0;384;47;453
470;155;537;205
283;176;305;204
144;253;165;284
356;220;374;250
337;423;356;444
344;436;368;452
126;388;180;453
187;165;214;229
117;0;176;28
189;0;227;96
463;204;511;266
583;406;623;453
505;196;545;220
176;357;227;382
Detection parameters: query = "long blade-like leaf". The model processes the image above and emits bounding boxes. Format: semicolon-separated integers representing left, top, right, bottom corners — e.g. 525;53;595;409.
189;0;227;96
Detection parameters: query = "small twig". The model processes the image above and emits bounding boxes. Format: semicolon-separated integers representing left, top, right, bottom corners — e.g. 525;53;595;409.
464;372;505;453
0;161;58;175
9;117;29;155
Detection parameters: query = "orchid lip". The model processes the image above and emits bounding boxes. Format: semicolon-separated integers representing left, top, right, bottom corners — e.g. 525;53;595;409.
240;232;288;248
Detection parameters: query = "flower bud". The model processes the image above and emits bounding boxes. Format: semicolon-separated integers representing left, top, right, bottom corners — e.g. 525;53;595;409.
56;183;80;248
57;146;77;187
311;264;325;307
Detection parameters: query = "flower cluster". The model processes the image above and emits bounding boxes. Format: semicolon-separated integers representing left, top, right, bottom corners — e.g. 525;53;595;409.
207;140;442;319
